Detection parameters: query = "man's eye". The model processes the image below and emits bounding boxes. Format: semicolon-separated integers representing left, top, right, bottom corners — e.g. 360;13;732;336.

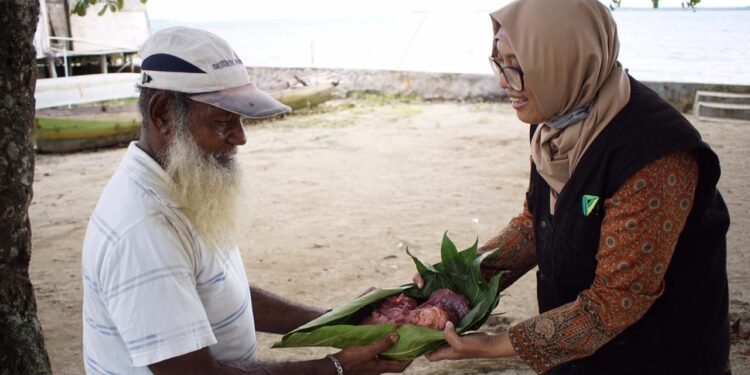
213;121;232;131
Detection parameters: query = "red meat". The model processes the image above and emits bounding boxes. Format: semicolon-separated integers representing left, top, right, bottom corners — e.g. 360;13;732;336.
362;289;470;330
361;294;418;325
420;288;471;325
405;305;450;330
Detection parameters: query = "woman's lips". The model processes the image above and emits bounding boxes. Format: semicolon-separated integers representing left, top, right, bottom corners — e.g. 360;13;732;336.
510;97;528;110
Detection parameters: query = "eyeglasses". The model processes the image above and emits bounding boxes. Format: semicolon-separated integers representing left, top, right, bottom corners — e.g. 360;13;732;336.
489;56;525;91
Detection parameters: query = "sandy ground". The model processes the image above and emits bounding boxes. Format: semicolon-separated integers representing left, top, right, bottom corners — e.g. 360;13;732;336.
29;98;750;374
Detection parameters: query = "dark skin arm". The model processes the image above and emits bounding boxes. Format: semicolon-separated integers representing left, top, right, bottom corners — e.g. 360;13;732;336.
150;287;410;374
250;287;326;334
149;334;410;375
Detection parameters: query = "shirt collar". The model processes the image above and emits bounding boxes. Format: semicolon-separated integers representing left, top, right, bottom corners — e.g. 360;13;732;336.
120;142;181;208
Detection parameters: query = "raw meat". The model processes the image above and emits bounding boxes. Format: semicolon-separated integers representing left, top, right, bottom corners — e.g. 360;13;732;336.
420;288;471;325
362;293;418;325
361;288;470;330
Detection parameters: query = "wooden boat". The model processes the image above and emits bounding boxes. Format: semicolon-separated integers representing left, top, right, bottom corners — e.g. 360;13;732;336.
33;81;338;153
35;112;140;153
272;81;338;111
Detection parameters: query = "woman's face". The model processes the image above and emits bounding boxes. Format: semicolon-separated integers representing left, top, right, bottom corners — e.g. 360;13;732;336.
494;30;545;124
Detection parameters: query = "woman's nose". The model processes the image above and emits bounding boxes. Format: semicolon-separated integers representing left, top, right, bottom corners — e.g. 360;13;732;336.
498;73;510;90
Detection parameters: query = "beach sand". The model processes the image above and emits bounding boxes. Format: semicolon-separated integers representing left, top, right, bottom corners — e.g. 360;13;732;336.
29;98;750;374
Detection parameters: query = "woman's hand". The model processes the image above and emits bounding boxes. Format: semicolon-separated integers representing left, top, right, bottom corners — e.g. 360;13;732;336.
425;322;516;361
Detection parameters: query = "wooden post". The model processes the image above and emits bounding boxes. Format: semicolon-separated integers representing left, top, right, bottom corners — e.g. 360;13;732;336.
46;56;57;78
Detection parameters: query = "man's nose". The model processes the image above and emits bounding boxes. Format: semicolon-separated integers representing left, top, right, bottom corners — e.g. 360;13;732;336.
228;119;247;146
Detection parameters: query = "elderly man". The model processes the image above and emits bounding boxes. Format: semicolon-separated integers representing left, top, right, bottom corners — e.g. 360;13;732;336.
82;27;408;375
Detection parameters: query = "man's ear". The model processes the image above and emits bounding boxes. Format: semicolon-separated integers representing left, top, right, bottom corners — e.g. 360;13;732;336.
148;91;175;140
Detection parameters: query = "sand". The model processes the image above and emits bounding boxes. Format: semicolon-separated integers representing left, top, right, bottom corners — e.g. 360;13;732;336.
29;98;750;374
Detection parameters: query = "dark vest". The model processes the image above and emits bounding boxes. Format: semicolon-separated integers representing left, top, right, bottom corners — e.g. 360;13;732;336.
528;77;730;375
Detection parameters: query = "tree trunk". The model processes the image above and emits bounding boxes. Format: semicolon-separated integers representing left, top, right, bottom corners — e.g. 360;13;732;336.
0;0;52;373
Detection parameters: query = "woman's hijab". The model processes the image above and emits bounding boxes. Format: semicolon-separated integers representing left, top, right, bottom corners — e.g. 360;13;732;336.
491;0;631;204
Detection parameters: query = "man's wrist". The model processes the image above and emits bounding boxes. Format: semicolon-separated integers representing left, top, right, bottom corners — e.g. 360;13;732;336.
326;354;344;375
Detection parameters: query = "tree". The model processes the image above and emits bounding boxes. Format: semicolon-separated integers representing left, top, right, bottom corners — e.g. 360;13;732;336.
0;0;52;373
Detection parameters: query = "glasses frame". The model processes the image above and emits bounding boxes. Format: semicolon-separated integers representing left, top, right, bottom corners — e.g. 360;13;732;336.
489;56;525;91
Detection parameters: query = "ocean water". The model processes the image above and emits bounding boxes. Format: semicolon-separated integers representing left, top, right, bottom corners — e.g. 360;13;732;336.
152;8;750;85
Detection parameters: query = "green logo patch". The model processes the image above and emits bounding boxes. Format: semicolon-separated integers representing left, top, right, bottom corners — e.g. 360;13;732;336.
582;195;599;217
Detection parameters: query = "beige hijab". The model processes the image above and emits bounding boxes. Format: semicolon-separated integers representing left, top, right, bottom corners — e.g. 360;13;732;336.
491;0;631;203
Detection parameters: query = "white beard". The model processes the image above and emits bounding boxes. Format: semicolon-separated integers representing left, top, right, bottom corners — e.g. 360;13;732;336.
162;129;243;251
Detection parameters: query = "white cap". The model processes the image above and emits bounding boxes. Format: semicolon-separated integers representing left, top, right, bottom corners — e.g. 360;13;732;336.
138;27;291;119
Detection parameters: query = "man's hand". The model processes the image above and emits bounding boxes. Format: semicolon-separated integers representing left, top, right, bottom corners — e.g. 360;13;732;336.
332;334;411;374
425;322;515;361
150;335;411;375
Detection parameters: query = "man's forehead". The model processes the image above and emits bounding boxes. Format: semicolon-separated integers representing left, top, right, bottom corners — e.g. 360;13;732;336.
189;98;236;117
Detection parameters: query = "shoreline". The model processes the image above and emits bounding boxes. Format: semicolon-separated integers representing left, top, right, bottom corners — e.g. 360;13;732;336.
245;66;750;115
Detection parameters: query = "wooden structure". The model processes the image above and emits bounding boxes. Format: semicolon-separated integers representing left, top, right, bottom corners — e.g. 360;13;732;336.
33;0;150;78
34;78;339;153
35;114;141;153
693;90;750;123
35;73;140;109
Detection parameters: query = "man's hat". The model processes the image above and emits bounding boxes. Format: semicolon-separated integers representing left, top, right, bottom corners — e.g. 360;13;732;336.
138;27;291;119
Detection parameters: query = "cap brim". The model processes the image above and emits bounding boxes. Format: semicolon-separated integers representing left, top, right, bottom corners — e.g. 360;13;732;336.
189;84;291;119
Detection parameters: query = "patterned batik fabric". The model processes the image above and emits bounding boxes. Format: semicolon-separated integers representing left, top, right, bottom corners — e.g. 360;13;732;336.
508;150;699;374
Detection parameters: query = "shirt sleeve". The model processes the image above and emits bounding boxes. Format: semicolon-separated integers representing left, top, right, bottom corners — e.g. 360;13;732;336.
96;213;217;367
479;200;537;289
508;150;699;374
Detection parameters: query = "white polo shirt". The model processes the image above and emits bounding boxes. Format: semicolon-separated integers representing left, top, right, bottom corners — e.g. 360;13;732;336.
82;143;256;374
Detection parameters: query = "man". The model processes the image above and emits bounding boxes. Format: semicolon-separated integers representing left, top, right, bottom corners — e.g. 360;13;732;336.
82;27;409;374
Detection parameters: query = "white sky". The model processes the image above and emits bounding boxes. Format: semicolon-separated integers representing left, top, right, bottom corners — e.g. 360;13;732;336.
146;0;750;21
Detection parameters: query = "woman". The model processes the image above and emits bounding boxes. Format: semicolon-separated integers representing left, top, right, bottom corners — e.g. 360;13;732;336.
419;0;731;374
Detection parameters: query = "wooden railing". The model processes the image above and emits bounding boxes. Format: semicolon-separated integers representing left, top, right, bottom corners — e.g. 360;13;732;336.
693;90;750;123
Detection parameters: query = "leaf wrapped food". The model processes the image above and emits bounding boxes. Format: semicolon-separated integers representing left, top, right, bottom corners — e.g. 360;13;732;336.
272;232;504;360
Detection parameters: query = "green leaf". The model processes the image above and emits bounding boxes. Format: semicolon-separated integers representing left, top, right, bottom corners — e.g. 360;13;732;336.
273;233;504;360
406;247;438;275
287;287;409;333
405;247;454;300
274;324;396;349
97;5;107;16
381;324;444;360
72;4;86;17
439;232;466;289
459;238;479;264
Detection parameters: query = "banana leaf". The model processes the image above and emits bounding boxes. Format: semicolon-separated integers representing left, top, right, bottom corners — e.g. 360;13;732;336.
272;232;504;360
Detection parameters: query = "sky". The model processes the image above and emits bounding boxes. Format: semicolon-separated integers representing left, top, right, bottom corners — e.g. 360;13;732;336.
146;0;750;21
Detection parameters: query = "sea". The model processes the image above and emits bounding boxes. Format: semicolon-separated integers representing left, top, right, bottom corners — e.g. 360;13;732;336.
151;8;750;85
